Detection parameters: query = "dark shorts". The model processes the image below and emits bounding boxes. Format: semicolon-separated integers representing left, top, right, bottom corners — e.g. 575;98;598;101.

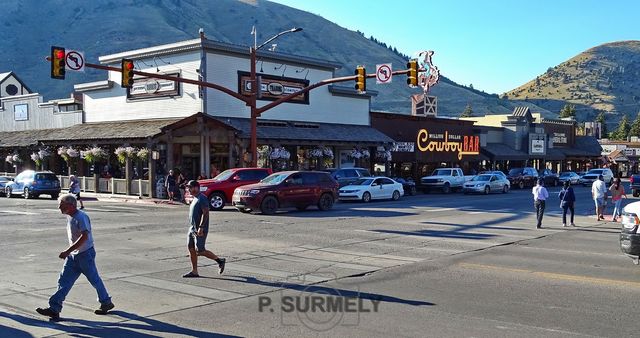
73;191;81;200
187;229;208;252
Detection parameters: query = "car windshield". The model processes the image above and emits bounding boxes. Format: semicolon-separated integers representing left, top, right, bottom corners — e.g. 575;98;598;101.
559;172;572;177
353;178;374;186
213;169;235;181
432;169;452;176
587;169;603;175
508;168;523;176
472;175;491;182
261;173;289;185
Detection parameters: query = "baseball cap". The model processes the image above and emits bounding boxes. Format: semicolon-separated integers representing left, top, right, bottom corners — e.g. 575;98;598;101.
186;180;199;188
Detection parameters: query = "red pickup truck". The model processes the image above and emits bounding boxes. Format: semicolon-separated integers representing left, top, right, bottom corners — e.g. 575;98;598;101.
184;167;272;210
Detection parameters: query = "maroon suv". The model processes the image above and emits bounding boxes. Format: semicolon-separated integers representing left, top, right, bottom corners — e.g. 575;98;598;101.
232;171;338;215
185;167;272;210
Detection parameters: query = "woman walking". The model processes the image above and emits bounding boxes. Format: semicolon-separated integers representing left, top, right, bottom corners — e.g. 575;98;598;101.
609;178;627;222
558;180;576;227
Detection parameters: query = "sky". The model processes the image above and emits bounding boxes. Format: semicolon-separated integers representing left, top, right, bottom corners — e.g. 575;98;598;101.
269;0;639;94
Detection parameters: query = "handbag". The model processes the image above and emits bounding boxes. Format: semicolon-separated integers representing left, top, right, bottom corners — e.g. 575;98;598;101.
560;189;568;208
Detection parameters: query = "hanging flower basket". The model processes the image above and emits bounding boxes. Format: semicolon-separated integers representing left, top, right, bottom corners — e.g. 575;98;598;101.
58;146;79;163
137;147;149;161
322;147;334;159
309;148;324;158
375;150;392;163
270;147;290;160
82;146;107;164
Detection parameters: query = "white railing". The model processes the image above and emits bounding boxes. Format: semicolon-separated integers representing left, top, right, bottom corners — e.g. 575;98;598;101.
57;175;150;197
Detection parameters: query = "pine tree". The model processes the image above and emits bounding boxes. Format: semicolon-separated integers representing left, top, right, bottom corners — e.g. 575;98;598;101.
629;112;640;138
460;103;473;118
559;104;576;118
613;115;630;140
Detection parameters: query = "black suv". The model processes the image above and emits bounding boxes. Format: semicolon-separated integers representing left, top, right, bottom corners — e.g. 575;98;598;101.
539;169;560;187
507;167;539;189
322;167;371;187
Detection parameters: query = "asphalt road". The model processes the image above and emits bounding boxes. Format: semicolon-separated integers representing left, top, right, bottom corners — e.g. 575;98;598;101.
0;184;638;337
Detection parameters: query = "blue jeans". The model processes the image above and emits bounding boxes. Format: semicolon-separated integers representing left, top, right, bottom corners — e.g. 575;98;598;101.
613;199;623;219
49;247;111;313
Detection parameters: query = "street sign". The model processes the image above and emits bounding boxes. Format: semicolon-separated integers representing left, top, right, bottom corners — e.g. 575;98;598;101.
376;63;392;84
65;50;85;72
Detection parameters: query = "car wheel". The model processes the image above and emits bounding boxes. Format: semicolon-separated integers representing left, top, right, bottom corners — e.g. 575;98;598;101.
296;205;308;211
442;183;451;194
23;188;31;199
260;196;278;215
634;191;640;198
518;181;524;189
318;193;334;211
409;186;417;196
392;190;400;201
209;192;225;211
502;185;508;193
362;192;371;203
484;186;490;195
5;187;11;198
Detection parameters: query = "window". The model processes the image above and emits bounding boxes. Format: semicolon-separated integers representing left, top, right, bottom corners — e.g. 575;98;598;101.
452;170;459;177
343;169;358;178
356;169;371;177
380;178;394;185
301;173;319;185
14;104;28;121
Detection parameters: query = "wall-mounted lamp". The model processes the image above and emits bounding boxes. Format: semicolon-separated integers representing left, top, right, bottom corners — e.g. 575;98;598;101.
152;151;160;160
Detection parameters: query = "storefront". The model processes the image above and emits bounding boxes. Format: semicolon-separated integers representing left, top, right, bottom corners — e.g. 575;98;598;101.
371;112;484;181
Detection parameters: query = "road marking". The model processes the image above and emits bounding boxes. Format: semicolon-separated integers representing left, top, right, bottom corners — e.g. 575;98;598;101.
459;263;640;288
0;210;39;215
121;275;246;301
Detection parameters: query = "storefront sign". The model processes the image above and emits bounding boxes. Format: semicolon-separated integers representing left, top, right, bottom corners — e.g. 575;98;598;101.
552;132;567;145
416;129;479;160
238;71;309;104
128;72;180;99
391;142;415;152
601;144;623;154
531;140;545;154
624;148;640;156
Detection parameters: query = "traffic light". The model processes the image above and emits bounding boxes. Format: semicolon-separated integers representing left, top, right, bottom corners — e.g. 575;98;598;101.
407;59;418;87
354;65;366;92
121;58;135;88
50;46;65;79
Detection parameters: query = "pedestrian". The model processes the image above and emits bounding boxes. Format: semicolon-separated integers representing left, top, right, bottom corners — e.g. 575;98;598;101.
591;174;607;221
36;194;114;321
182;180;226;278
69;175;84;209
558;180;576;227
532;178;549;229
165;170;176;202
609;177;627;222
176;171;187;203
197;172;207;180
210;165;220;179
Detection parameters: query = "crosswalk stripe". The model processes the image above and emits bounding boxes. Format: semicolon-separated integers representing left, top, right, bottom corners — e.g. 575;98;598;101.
121;275;246;301
229;263;328;283
0;210;38;215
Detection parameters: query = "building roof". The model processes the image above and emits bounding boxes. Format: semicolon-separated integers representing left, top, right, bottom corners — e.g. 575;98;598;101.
512;106;531;117
481;143;530;160
0;128;58;147
215;117;394;145
0;72;11;82
545;148;566;160
562;136;602;157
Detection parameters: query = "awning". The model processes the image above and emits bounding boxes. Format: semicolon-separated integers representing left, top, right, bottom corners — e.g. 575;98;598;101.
562;136;602;158
544;148;565;161
39;118;183;142
0;129;58;147
481;143;529;160
214;117;394;145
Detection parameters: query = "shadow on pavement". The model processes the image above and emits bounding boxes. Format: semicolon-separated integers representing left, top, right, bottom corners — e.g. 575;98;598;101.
0;309;239;338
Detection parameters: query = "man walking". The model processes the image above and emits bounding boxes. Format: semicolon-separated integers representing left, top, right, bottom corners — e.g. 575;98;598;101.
532;178;549;229
182;180;226;278
36;194;114;320
591;174;607;221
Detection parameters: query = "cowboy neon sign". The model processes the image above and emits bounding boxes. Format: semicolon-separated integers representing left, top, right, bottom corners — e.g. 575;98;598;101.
417;129;480;160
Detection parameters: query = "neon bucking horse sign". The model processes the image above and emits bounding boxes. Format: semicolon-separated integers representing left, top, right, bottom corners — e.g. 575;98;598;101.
417;50;440;94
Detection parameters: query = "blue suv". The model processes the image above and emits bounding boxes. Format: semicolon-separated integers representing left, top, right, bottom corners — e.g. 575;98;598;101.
5;170;61;199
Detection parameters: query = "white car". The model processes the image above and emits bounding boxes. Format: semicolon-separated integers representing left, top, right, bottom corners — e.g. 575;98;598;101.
462;174;510;194
339;176;404;202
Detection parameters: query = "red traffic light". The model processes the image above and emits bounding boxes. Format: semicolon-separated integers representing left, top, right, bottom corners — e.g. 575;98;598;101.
125;62;134;70
56;50;65;59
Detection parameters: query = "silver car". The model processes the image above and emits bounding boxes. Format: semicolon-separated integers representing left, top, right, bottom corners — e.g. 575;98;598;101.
580;168;614;186
463;174;510;194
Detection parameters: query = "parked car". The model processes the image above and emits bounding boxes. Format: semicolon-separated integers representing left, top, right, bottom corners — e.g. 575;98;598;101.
322;167;371;187
630;174;640;197
507;167;539;189
232;171;338;215
620;201;640;262
478;171;507;180
184;167;272;210
539;169;560;187
559;171;581;185
463;174;510;194
579;168;614;186
420;168;465;194
339;176;404;202
390;177;417;196
0;176;13;196
5;170;61;199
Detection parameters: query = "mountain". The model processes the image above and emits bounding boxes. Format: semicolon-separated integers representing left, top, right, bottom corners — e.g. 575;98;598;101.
0;0;549;117
505;41;640;122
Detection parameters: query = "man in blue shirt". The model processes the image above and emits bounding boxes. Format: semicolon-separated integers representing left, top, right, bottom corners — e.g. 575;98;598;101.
36;194;114;320
183;180;226;277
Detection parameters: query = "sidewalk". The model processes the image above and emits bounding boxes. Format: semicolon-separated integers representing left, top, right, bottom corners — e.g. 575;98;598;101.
66;190;181;206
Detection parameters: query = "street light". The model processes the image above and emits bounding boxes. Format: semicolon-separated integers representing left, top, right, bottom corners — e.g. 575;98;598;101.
249;27;303;167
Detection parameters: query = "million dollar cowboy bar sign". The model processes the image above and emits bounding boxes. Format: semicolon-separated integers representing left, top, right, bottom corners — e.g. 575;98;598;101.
417;129;479;160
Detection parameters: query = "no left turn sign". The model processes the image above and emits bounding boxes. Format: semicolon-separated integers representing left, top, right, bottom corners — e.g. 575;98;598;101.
376;63;392;84
65;50;85;72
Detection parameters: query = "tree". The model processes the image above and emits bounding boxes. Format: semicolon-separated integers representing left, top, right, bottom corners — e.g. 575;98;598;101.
612;115;630;140
596;111;607;137
460;103;473;118
559;103;576;118
630;112;640;138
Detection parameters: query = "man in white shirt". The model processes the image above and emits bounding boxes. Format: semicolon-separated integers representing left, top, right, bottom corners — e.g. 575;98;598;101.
532;179;549;229
591;175;607;221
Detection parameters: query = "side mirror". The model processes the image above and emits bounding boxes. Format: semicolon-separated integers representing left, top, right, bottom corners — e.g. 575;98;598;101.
232;175;240;181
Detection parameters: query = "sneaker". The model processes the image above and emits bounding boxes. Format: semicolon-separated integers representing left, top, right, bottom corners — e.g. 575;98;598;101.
36;307;60;320
94;302;115;315
562;223;567;227
218;258;226;274
571;223;576;227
